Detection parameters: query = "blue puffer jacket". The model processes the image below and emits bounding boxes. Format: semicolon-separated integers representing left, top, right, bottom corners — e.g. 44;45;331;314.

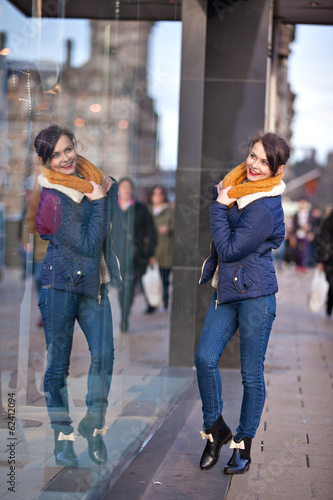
199;185;285;304
36;178;121;300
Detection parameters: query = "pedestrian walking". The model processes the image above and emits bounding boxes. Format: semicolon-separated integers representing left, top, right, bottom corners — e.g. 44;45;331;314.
196;132;290;474
315;207;333;317
293;198;312;272
148;185;174;309
112;177;157;332
34;125;121;467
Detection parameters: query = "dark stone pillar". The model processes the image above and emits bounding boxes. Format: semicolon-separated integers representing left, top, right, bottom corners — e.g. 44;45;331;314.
169;0;207;367
170;0;271;367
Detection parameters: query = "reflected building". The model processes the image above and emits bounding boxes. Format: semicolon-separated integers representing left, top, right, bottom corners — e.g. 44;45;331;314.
1;20;166;222
1;20;177;265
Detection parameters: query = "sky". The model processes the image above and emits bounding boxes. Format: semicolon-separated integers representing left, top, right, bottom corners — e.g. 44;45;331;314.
147;22;182;169
0;0;91;66
0;0;332;168
288;24;333;165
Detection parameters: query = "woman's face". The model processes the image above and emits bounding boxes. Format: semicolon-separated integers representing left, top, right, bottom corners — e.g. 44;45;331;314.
246;140;274;182
118;180;133;201
47;134;77;175
151;187;164;207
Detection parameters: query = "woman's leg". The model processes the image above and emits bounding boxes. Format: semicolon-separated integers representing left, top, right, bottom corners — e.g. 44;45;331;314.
118;274;135;330
77;285;114;428
325;270;333;317
235;294;276;439
195;292;238;429
39;288;77;430
77;286;114;465
160;267;171;309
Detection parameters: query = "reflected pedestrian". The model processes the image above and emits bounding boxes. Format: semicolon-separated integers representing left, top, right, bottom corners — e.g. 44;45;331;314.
148;185;174;309
112;177;157;332
35;125;121;466
196;132;290;475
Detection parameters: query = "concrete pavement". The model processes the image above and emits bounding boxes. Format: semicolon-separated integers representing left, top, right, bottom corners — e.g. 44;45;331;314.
105;264;333;500
0;263;332;499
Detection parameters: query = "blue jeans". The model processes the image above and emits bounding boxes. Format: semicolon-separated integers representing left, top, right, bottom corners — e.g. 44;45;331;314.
195;291;276;439
39;285;114;430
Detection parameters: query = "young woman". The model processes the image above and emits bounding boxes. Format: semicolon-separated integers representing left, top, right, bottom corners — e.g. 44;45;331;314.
196;132;290;474
34;125;121;467
148;185;174;310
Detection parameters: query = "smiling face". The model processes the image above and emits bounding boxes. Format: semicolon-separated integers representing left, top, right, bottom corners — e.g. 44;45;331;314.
43;134;77;175
246;141;274;182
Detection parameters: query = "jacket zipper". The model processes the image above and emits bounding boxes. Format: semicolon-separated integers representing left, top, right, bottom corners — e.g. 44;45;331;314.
97;221;122;305
110;222;122;281
215;256;220;309
199;240;213;284
97;259;102;305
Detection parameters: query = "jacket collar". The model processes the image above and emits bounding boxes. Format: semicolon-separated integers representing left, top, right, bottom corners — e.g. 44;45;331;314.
38;174;84;203
236;181;286;210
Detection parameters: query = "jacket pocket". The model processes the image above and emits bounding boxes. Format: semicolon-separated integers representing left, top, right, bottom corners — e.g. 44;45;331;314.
232;265;250;294
58;258;83;287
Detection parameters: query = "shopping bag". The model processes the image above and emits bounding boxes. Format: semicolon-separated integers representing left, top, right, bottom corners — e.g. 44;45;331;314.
141;263;163;307
307;268;329;313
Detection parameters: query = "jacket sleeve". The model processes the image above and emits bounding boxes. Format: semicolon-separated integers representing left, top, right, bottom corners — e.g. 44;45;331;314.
36;190;108;258
107;177;118;223
209;201;275;262
144;205;157;258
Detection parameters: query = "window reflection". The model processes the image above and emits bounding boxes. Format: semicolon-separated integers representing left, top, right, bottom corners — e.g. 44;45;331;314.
0;1;192;496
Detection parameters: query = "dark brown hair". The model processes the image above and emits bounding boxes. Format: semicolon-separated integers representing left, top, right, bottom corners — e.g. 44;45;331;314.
34;125;77;165
148;185;168;204
248;132;290;175
118;177;135;190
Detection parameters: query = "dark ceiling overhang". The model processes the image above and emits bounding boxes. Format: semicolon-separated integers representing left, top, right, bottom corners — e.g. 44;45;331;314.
8;0;333;24
8;0;182;21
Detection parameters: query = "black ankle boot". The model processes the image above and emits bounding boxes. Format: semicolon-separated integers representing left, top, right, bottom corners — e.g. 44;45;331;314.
224;436;252;474
78;411;107;465
54;428;78;467
200;414;232;470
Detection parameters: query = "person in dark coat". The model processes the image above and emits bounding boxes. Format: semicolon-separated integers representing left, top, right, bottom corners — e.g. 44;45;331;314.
35;125;121;467
112;177;157;332
315;207;333;317
196;132;290;476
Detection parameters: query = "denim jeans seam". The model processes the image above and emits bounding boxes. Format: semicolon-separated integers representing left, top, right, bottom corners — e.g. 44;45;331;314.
206;309;237;426
78;293;114;420
237;294;276;439
255;294;275;433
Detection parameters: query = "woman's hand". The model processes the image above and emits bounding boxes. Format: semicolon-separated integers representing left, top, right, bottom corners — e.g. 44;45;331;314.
84;181;106;201
216;185;237;206
148;256;157;266
216;180;224;195
159;224;168;235
101;175;113;193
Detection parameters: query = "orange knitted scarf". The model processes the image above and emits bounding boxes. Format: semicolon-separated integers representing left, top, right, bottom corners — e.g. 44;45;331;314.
223;162;284;198
41;155;103;194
